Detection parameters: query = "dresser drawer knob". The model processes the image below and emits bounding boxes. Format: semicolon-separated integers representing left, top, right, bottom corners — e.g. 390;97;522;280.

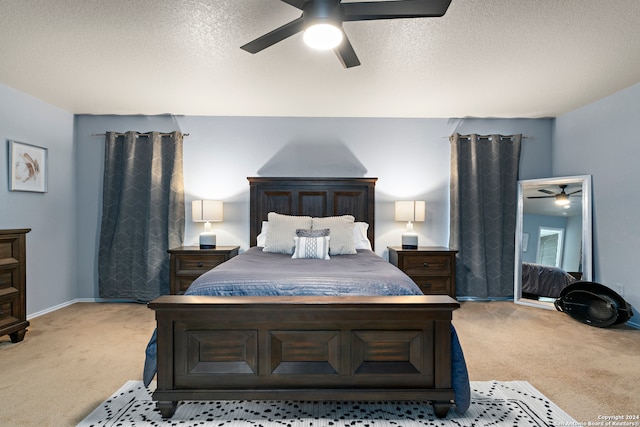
197;262;204;268
423;262;430;268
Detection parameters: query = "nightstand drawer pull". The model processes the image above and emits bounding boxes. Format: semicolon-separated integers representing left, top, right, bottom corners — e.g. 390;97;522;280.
197;262;204;268
423;262;429;268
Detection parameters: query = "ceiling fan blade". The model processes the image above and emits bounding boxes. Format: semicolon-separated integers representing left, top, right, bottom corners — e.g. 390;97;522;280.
527;196;555;199
280;0;306;10
240;17;305;54
567;189;582;195
342;0;452;21
537;189;556;195
334;31;361;68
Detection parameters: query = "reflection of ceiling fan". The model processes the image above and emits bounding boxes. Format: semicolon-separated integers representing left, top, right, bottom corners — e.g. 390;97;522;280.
240;0;452;68
527;184;582;205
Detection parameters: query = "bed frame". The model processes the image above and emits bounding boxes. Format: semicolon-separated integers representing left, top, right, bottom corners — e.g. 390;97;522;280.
149;177;460;419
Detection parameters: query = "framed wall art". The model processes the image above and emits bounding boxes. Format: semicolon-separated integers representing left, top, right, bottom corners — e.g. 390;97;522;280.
9;140;48;193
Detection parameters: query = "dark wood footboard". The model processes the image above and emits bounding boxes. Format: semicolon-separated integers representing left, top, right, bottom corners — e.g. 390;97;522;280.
149;295;459;419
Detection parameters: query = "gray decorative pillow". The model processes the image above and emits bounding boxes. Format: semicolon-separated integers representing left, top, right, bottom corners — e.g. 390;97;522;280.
263;212;313;255
312;215;356;255
296;228;330;237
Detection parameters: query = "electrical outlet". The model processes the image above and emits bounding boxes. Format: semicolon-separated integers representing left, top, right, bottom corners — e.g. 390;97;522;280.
612;283;625;296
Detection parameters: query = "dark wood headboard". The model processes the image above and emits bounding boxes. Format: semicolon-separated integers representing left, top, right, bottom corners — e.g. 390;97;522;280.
248;177;377;249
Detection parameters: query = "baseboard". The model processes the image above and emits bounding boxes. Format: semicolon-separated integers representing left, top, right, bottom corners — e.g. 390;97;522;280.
26;298;144;320
627;319;640;329
27;299;79;320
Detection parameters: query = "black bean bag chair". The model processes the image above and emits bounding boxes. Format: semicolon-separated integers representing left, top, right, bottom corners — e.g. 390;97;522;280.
554;281;633;328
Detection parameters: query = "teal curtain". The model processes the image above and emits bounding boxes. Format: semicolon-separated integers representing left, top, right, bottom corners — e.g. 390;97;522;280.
99;131;184;301
449;133;522;298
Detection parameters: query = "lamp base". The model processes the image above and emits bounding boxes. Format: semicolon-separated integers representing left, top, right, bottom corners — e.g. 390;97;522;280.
199;232;217;249
401;232;418;250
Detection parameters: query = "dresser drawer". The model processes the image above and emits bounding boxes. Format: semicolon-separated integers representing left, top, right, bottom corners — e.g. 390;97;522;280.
401;255;452;276
0;238;17;260
0;269;18;293
0;299;19;329
412;277;451;295
175;255;228;273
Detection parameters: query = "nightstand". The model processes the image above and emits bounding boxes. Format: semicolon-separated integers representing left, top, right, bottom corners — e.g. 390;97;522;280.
388;246;458;298
168;246;239;294
0;229;30;343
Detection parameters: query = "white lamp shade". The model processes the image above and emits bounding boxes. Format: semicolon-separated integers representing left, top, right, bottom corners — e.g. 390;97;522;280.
192;200;223;222
395;201;425;222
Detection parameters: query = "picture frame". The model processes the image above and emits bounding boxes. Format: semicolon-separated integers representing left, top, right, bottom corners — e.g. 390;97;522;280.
9;140;48;193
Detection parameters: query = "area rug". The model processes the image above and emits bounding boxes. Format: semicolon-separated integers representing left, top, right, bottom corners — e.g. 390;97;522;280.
77;380;576;427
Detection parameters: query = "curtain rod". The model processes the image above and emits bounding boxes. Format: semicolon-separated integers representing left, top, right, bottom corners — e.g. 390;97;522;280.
91;132;189;137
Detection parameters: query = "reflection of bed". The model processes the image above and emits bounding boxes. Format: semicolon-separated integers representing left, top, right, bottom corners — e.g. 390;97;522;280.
522;262;577;298
146;177;469;419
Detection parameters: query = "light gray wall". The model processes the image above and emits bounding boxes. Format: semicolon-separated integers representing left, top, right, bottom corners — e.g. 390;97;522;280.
0;84;76;315
554;82;640;325
75;115;552;299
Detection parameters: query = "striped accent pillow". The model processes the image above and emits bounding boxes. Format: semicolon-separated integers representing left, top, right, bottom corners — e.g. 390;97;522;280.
292;229;330;260
263;212;313;255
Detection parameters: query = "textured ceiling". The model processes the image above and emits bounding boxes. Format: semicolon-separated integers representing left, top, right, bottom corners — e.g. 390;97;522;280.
1;0;639;118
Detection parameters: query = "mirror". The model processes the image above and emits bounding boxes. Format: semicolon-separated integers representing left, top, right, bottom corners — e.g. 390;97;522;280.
514;175;592;309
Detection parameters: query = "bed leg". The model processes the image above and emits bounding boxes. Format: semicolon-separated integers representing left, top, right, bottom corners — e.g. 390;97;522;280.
157;401;177;418
432;402;451;419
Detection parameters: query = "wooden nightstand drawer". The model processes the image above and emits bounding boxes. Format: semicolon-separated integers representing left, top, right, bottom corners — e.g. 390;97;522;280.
176;255;228;273
168;246;240;295
401;255;452;276
174;276;200;295
388;246;458;299
412;277;451;295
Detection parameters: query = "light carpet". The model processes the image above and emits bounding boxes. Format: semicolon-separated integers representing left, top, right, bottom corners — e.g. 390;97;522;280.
77;380;576;427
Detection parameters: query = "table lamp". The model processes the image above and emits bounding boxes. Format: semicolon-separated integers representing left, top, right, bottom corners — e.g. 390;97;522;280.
192;200;223;249
395;200;425;249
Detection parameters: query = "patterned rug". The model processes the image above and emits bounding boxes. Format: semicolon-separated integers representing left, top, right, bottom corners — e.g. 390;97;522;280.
77;380;576;427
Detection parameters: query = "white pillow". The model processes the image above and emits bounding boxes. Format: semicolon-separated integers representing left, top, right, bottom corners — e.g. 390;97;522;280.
256;221;268;247
258;219;371;250
353;222;372;250
311;215;356;255
263;212;313;254
291;229;330;260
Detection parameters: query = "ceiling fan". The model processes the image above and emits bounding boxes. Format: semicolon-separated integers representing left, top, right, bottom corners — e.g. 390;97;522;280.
527;184;582;206
240;0;452;68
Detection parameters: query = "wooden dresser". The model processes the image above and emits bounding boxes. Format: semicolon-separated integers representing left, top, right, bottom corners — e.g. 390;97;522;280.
0;229;30;343
388;246;458;298
168;246;240;294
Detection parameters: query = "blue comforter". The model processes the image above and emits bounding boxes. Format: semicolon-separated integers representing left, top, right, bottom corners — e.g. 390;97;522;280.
143;248;470;413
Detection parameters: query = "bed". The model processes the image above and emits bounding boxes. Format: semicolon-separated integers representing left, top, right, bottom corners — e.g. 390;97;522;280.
145;177;469;419
521;262;577;298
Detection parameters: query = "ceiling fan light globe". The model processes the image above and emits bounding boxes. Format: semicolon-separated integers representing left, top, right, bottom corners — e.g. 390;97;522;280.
555;195;570;206
304;23;342;50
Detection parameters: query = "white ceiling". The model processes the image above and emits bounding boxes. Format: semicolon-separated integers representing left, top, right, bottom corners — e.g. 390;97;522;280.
1;0;640;118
